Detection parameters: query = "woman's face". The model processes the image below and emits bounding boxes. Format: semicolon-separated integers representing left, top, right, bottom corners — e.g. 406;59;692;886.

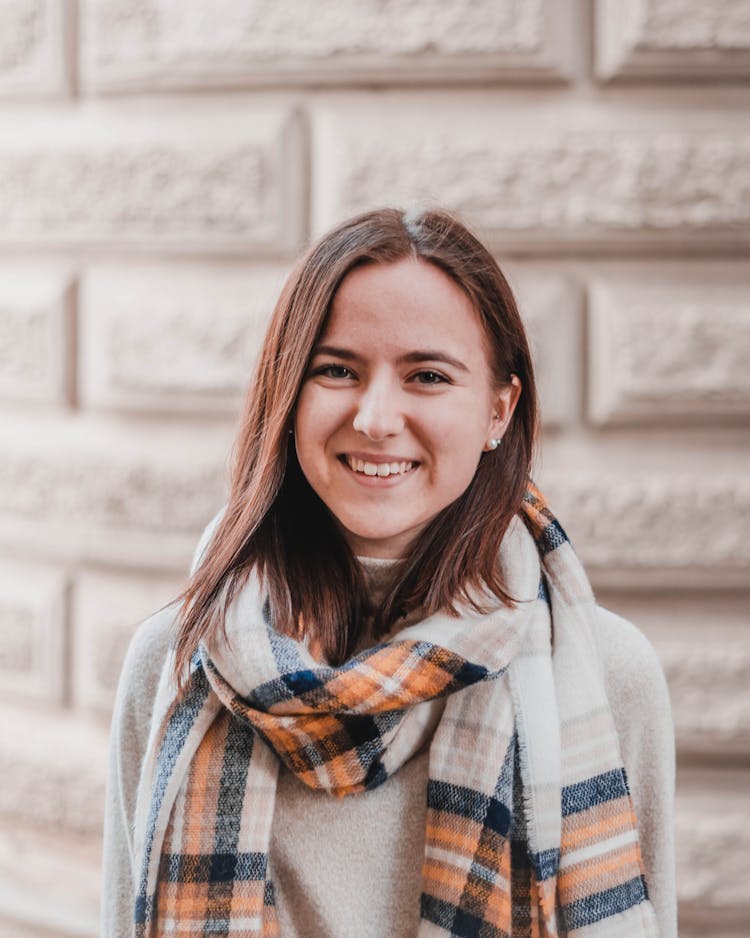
294;258;521;559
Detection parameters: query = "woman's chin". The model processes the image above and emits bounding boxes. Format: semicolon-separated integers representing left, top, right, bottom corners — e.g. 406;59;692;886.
337;520;423;560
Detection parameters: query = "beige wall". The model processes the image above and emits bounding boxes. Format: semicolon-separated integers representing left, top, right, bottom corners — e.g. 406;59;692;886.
1;1;749;935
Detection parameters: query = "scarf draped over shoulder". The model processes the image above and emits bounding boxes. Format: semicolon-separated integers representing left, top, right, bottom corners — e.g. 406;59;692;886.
132;486;659;937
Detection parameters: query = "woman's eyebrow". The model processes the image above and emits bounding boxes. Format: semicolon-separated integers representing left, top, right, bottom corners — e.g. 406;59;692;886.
312;344;359;361
399;350;469;373
312;345;469;373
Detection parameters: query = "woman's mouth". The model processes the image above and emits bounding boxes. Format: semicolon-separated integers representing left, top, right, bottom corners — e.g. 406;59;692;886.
339;455;417;478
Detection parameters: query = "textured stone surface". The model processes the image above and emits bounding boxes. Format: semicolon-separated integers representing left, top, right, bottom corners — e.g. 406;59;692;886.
0;271;72;405
79;266;285;413
0;563;66;705
0;107;304;253
593;594;750;758
588;275;750;425
507;270;582;426
679;925;749;938
661;634;750;757
596;0;750;80
0;702;108;837
542;472;750;583
72;569;183;713
81;0;571;89
0;441;224;531
0;414;231;570
0;0;66;95
676;775;750;924
0;826;99;938
0;919;62;938
315;110;750;251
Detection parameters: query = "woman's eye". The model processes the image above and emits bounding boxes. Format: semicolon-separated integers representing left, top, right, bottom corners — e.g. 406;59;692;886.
317;364;353;379
414;370;449;385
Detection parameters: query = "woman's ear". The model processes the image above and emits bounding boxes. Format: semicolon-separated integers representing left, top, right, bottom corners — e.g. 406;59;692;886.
483;375;522;452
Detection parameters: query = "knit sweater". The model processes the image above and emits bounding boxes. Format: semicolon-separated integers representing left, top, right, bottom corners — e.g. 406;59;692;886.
101;555;676;938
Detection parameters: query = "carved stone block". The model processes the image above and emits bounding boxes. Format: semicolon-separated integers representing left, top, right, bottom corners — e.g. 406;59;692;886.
72;569;183;713
0;826;100;938
676;775;750;927
0;271;73;405
314;108;750;253
596;0;750;81
588;273;750;425
0;0;67;95
81;0;573;89
79;266;285;413
507;270;582;426
661;635;750;757
0;414;231;570
0;563;66;705
0;107;305;253
542;473;750;586
0;702;108;838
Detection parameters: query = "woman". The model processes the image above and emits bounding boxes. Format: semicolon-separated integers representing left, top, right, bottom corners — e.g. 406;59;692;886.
103;208;676;937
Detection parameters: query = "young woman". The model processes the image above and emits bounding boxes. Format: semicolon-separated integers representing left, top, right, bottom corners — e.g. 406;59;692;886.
102;208;676;937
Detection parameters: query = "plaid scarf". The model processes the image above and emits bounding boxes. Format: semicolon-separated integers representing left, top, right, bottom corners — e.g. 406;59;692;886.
133;488;658;937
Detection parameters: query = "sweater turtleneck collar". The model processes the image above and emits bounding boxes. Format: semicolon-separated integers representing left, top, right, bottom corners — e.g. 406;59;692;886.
357;554;402;610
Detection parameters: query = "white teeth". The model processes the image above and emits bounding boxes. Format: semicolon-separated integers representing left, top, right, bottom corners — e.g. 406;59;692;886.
345;456;414;477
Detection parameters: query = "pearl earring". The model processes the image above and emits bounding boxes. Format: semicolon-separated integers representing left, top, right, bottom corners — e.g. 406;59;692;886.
488;438;501;450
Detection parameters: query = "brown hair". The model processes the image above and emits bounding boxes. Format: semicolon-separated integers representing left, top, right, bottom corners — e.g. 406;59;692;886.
173;207;538;691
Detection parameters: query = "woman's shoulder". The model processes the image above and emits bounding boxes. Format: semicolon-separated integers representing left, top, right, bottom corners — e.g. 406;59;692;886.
596;606;664;693
591;605;674;785
112;603;178;744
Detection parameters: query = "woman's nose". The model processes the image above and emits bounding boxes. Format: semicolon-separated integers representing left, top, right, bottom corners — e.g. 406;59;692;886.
352;382;405;440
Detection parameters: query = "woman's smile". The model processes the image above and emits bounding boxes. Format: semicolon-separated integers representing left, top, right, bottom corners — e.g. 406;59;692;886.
293;257;519;558
339;453;418;480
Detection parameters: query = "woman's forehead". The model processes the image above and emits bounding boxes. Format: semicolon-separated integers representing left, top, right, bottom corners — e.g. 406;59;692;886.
321;257;486;351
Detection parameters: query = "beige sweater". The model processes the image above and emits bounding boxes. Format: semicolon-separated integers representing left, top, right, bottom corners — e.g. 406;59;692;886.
101;557;676;938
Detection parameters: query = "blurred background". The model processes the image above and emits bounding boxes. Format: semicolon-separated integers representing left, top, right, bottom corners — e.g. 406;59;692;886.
0;1;748;935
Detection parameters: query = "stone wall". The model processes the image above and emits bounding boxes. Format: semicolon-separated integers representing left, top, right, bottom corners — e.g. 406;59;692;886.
0;1;748;935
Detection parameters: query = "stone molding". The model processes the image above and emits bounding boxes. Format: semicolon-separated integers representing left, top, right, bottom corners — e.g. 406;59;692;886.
0;107;306;254
0;0;68;97
314;111;750;253
0;271;74;405
660;636;750;758
78;266;285;414
0;800;100;938
676;776;750;928
0;563;67;705
510;272;582;426
588;274;750;425
81;0;574;91
596;0;750;81
72;569;183;713
0;702;108;839
0;414;230;570
543;472;750;586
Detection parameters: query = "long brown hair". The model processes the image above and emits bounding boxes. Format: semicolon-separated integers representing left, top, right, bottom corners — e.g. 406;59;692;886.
173;207;538;691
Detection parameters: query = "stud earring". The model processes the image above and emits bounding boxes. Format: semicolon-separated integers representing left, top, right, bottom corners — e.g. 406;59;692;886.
487;438;500;450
